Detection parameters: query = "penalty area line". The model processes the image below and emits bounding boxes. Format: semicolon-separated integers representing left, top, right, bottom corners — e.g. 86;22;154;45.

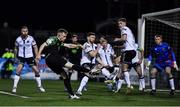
0;91;30;99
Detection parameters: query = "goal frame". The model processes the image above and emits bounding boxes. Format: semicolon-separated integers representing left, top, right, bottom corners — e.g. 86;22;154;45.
139;7;180;50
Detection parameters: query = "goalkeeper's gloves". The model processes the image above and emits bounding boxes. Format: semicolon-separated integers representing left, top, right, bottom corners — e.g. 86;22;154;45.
173;61;179;71
145;61;151;70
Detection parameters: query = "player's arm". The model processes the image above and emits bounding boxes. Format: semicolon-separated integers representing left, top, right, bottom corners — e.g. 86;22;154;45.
63;43;83;49
33;45;38;57
169;47;179;71
31;38;38;57
114;34;127;42
14;41;18;59
114;28;127;42
137;48;144;64
36;42;48;60
88;44;100;57
146;48;153;69
109;45;117;60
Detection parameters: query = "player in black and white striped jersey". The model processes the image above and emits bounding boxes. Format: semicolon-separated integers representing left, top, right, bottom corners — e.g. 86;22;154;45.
114;18;137;94
76;32;100;95
12;26;45;93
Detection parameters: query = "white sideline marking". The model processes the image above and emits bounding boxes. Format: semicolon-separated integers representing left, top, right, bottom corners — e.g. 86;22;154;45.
0;91;30;99
145;89;180;92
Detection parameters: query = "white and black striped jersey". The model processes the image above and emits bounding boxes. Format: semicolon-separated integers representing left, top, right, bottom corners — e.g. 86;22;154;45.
80;42;97;65
15;35;36;58
121;26;136;51
98;44;114;67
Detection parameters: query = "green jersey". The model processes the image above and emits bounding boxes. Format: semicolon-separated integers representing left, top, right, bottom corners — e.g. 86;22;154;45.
45;36;67;56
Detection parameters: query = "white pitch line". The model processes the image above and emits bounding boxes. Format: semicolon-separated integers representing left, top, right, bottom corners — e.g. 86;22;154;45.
0;91;30;99
145;89;180;92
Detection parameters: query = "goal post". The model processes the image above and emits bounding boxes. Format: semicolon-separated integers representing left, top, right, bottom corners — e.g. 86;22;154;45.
139;8;180;89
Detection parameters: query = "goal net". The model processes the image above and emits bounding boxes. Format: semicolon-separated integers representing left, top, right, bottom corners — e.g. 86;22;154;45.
140;8;180;89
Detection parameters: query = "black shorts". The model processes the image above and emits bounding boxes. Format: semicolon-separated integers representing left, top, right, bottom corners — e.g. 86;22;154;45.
128;62;140;69
82;63;95;70
45;54;67;74
122;50;136;64
18;57;36;66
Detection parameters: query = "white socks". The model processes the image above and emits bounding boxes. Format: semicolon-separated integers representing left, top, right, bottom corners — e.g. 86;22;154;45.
124;72;131;88
13;75;20;88
13;75;43;88
77;76;89;92
116;79;123;91
139;77;145;90
101;68;111;79
35;76;42;87
151;78;156;90
169;78;175;90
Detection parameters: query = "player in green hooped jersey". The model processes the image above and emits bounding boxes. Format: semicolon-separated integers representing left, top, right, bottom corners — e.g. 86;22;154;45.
36;28;94;99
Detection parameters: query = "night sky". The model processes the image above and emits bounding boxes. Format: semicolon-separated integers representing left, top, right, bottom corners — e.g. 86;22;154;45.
0;0;179;32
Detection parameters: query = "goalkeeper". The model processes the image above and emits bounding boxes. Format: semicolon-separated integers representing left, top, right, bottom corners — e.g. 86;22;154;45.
147;35;178;95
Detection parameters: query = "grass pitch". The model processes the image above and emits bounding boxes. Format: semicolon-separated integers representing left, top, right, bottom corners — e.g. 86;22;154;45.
0;79;180;106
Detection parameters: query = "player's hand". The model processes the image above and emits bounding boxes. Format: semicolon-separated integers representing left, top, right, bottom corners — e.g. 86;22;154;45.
35;58;39;64
113;54;117;58
144;60;151;71
97;44;101;50
114;38;120;42
145;66;149;71
137;59;143;64
35;54;41;63
78;44;83;49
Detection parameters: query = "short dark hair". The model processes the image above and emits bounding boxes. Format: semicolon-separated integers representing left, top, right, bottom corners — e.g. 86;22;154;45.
57;28;68;34
21;26;28;29
87;32;95;37
117;18;127;23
